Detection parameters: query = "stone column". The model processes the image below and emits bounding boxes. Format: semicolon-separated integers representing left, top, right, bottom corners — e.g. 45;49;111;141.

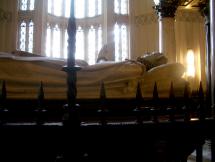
154;0;179;63
210;0;215;112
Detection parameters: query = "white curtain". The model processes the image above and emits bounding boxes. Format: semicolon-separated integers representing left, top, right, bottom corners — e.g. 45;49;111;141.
175;10;206;91
129;1;207;91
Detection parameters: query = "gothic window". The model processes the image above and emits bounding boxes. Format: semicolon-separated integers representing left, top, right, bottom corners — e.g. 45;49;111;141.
17;0;129;64
18;0;35;53
20;0;35;11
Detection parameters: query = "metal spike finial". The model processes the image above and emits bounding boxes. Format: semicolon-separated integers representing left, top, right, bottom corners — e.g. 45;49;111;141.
153;82;159;100
38;81;44;107
183;82;191;122
169;81;175;100
100;81;106;101
35;81;46;125
98;82;108;125
198;81;204;99
136;81;143;101
134;82;144;124
198;81;205;120
0;80;8;124
0;80;6;102
183;82;189;99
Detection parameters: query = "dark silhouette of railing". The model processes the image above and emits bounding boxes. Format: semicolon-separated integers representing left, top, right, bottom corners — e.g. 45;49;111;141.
0;80;214;162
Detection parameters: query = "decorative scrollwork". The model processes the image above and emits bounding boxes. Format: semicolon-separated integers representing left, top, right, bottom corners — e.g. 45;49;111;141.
135;13;157;26
0;8;12;22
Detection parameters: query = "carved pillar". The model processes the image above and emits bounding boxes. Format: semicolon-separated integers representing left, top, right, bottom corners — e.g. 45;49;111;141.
210;0;215;115
154;0;180;63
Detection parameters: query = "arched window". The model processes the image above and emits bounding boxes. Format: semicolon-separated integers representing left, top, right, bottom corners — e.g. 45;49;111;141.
18;0;35;53
17;0;129;64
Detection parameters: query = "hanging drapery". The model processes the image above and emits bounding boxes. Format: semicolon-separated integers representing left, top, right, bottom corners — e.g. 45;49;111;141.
175;10;206;91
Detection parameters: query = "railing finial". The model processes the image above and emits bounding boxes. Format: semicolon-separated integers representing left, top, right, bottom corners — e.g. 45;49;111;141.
169;81;175;100
0;80;6;102
153;81;159;100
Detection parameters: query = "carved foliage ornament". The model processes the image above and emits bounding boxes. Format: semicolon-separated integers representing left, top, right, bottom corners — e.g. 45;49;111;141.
153;0;181;17
0;8;12;22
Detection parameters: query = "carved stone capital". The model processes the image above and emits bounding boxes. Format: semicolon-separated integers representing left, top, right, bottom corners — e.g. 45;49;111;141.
198;0;209;23
153;0;180;18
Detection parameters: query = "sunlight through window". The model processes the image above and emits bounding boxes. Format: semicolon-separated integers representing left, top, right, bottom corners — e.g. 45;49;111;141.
20;0;27;10
88;0;96;17
46;26;51;57
53;25;61;58
115;24;120;61
64;31;68;59
76;26;85;60
121;25;128;60
88;26;96;65
97;26;102;56
20;0;35;10
114;0;128;14
75;0;85;18
20;21;27;51
114;24;128;61
28;20;34;53
53;0;62;16
18;0;129;63
186;49;195;77
97;0;102;15
65;0;71;18
29;0;35;10
48;0;52;14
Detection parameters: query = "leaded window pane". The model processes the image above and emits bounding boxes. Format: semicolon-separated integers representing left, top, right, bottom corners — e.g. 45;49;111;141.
20;21;27;51
28;20;34;53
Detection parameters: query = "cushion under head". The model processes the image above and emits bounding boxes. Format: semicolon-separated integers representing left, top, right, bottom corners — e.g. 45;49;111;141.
136;52;168;71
